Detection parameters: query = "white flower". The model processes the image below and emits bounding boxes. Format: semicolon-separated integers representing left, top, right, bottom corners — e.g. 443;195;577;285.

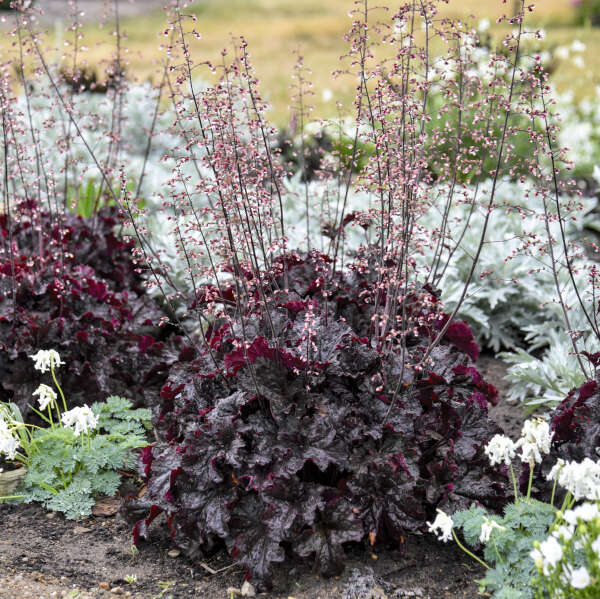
61;405;98;437
515;419;553;465
571;40;586;53
537;536;563;575
32;384;57;411
0;415;20;460
547;458;565;482
479;517;505;543
573;56;585;70
530;547;544;571
478;18;490;33
485;434;516;467
564;503;600;527
552;525;574;542
29;349;64;373
322;88;333;103
566;565;590;589
572;503;600;522
591;535;600;556
549;459;600;501
517;441;543;465
555;46;570;60
393;19;407;35
427;509;453;543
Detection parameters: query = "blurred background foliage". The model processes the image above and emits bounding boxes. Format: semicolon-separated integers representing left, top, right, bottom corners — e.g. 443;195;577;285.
0;0;596;124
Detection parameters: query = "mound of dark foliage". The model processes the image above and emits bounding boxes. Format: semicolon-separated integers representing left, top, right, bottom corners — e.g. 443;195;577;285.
122;252;506;589
0;205;183;419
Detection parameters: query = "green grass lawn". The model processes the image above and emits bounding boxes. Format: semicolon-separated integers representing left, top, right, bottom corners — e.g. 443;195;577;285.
2;0;598;125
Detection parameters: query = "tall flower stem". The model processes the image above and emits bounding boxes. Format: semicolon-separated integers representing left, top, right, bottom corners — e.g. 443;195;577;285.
550;477;559;508
526;462;535;501
47;405;54;430
51;367;67;413
452;531;490;570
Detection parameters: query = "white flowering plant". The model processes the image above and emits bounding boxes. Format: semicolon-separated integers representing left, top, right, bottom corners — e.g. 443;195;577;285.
430;416;600;598
429;420;561;599
0;351;151;519
532;503;600;598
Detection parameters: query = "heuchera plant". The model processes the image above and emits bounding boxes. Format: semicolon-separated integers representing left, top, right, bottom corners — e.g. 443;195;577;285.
123;253;506;588
0;205;183;419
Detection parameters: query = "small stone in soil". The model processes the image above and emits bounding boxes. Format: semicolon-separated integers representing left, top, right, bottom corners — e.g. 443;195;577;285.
99;582;110;590
241;580;256;596
167;549;180;558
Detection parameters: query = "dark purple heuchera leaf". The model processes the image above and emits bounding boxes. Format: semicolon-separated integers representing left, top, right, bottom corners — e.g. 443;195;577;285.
226;494;287;585
0;205;183;419
295;497;364;578
436;314;480;361
121;252;506;588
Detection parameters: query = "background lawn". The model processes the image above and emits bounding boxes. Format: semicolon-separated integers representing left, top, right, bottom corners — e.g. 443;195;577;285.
1;0;597;124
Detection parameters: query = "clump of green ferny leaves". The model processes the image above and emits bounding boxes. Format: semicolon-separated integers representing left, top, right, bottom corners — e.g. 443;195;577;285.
20;395;151;519
453;502;556;599
0;350;151;519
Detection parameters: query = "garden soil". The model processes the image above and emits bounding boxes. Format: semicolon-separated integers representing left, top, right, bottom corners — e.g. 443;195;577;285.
0;356;521;599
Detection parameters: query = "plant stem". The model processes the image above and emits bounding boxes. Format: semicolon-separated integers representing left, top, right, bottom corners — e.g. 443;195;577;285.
492;535;504;566
452;530;490;570
51;367;67;412
550;477;558;508
560;491;573;513
526;462;534;501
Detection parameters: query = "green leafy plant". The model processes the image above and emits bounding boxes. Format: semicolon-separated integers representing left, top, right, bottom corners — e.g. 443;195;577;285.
19;395;150;519
67;179;141;218
453;502;556;599
152;581;176;599
0;350;150;519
